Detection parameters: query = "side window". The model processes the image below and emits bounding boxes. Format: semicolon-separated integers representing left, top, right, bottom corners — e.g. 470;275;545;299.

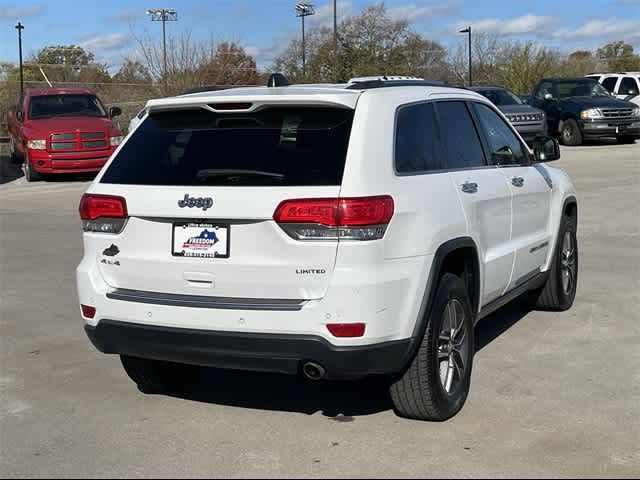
535;81;553;99
619;77;639;95
602;77;618;93
395;103;442;173
473;103;527;166
435;101;485;170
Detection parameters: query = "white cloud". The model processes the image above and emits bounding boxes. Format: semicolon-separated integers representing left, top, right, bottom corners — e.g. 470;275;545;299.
80;33;130;52
0;6;45;20
552;19;640;41
455;14;558;36
388;4;460;23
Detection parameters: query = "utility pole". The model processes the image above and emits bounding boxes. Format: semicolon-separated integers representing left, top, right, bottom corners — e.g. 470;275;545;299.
333;0;338;82
147;8;178;86
459;26;472;87
295;3;315;77
15;22;24;96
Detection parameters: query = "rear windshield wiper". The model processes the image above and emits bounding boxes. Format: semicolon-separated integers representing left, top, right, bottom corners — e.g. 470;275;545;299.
196;169;285;182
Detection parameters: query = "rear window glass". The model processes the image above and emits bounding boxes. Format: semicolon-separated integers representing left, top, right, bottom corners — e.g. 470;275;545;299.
101;107;354;186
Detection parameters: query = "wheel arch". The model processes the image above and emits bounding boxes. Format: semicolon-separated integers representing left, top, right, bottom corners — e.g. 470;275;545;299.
411;237;481;340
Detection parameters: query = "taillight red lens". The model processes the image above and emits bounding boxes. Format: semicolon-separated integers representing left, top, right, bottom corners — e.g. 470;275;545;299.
337;196;394;226
79;194;127;220
273;196;394;227
274;198;339;226
81;304;96;319
327;323;366;338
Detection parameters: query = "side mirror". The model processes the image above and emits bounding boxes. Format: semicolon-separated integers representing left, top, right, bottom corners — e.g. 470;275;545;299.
16;111;23;122
491;145;514;166
109;106;122;118
533;136;560;162
544;93;555;101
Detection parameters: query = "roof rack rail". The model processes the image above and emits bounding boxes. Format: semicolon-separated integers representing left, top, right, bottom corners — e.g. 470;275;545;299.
345;78;448;90
182;85;241;95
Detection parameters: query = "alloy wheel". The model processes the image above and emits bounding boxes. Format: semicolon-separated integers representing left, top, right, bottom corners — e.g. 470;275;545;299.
437;299;470;394
560;230;577;295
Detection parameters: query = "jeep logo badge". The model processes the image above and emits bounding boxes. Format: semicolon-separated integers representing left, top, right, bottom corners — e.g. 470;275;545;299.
178;194;213;211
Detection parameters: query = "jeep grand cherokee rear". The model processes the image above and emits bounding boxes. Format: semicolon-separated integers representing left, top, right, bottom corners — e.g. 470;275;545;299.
77;93;418;385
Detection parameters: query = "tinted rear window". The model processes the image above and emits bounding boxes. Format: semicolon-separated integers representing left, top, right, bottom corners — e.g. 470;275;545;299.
101;107;354;186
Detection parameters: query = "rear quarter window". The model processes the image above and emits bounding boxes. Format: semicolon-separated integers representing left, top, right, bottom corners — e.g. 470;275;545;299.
101;107;354;186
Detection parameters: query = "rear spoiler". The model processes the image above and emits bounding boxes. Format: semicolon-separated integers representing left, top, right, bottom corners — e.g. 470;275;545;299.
146;93;359;114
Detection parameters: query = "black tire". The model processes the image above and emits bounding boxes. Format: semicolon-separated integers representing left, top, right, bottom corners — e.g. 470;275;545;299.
23;154;42;182
560;119;583;146
617;136;636;145
390;273;474;421
120;355;199;394
535;215;578;311
9;137;22;164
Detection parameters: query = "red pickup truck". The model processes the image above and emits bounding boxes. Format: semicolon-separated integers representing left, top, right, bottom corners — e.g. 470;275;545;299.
7;88;123;182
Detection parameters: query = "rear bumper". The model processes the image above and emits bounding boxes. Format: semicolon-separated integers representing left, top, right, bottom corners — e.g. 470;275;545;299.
85;320;413;378
580;119;640;138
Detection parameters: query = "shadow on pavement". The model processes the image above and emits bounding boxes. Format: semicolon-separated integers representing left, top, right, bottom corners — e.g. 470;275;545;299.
0;154;97;185
0;154;24;185
166;301;533;418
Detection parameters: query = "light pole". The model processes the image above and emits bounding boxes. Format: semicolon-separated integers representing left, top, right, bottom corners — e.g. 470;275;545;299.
146;8;178;85
333;0;338;82
15;22;24;96
295;3;315;77
459;26;472;87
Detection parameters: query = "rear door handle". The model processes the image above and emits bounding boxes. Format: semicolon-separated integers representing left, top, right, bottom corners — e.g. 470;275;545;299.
512;177;525;187
461;182;478;194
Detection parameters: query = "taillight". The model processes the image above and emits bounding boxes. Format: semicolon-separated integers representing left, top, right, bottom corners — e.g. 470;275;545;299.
79;194;128;234
273;196;394;241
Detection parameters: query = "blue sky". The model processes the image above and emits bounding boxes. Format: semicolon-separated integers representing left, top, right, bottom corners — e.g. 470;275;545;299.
1;0;639;71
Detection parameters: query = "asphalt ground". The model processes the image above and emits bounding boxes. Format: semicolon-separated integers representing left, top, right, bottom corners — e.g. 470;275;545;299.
1;141;639;478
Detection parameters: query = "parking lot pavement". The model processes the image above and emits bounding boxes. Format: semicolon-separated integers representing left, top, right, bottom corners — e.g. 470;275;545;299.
1;142;639;478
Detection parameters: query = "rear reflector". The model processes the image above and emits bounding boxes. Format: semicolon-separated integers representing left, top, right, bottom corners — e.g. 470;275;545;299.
327;323;366;338
81;305;96;319
274;196;394;241
79;194;128;234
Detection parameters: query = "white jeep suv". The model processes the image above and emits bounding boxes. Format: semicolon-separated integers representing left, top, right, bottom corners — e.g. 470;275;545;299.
77;76;578;421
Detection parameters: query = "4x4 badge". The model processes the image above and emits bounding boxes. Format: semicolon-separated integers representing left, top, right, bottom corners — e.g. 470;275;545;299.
178;194;213;211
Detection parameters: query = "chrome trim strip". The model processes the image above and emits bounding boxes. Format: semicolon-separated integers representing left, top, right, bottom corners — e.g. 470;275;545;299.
107;288;308;311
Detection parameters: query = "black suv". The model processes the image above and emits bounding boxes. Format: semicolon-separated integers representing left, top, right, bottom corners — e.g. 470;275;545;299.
529;78;640;145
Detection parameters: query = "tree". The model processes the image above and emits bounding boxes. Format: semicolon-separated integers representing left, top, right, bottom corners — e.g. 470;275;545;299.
273;4;450;83
198;42;260;86
28;45;110;84
597;41;640;71
133;30;260;95
113;60;152;84
499;42;562;94
560;50;602;77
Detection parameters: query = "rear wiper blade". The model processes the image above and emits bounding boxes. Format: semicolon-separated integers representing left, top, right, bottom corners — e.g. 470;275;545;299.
196;169;285;181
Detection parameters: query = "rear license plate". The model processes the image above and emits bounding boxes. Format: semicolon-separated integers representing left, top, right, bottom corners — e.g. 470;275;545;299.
172;223;230;258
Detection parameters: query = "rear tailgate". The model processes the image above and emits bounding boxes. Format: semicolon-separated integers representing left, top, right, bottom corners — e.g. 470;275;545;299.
87;101;357;301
